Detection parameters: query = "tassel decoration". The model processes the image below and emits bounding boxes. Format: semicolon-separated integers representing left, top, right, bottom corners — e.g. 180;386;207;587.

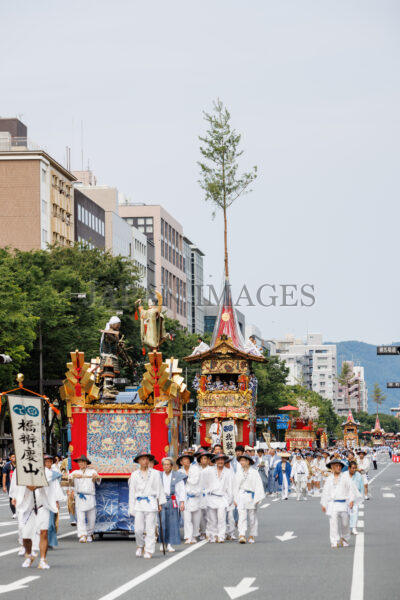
142;346;146;355
134;310;138;320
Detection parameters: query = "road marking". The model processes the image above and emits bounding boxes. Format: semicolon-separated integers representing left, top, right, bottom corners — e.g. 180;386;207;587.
0;576;40;595
350;532;364;600
0;547;19;558
380;487;391;490
0;529;17;538
357;520;364;528
272;498;280;502
369;461;391;486
0;522;15;527
224;577;259;599
97;540;208;600
275;531;297;542
57;531;77;540
383;493;395;498
358;511;364;517
260;503;270;509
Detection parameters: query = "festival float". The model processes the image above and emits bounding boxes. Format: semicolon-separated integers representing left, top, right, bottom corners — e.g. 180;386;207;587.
283;401;320;451
341;409;360;448
60;293;189;536
184;279;265;451
370;413;385;446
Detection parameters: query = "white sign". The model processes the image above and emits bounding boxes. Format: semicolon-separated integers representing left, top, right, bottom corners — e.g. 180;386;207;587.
8;395;47;487
222;419;236;455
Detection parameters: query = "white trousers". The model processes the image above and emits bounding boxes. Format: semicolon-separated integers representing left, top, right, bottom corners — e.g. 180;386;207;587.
184;509;201;541
207;506;226;541
281;476;289;499
295;478;308;499
199;508;208;536
238;508;258;537
349;505;359;529
329;510;350;545
226;510;235;536
135;511;157;555
76;507;96;539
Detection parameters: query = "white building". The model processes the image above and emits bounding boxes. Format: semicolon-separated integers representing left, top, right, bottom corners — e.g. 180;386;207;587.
276;333;338;405
336;361;368;415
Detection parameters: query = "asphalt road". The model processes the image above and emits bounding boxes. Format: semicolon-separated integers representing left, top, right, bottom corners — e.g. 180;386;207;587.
0;454;398;600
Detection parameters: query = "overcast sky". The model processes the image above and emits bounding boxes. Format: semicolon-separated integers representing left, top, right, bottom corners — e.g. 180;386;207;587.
1;1;399;345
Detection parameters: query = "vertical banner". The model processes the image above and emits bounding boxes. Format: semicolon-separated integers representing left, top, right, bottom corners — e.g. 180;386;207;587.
8;395;48;487
222;419;236;455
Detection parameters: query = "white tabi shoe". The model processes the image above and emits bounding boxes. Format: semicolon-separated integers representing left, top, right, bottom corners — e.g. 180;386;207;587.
18;546;26;556
341;538;349;547
247;536;255;544
22;556;35;568
143;552;152;559
79;536;87;543
352;528;358;535
184;539;191;545
136;547;144;557
32;550;39;557
38;559;50;569
167;544;175;552
86;535;93;543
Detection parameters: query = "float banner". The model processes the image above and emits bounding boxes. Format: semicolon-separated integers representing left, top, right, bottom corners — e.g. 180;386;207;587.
222;419;236;455
8;395;47;487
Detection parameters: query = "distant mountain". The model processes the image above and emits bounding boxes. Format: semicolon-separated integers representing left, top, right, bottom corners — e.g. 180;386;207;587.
326;340;400;415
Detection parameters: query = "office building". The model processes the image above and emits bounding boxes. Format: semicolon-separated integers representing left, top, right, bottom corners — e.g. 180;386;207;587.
119;202;187;327
183;236;205;334
0;118;76;251
74;188;105;249
276;333;338;404
336;361;368;415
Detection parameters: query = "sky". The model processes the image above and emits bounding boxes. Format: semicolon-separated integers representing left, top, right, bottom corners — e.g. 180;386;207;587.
1;0;399;345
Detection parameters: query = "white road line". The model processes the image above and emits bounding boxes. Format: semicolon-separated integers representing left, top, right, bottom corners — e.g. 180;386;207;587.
0;546;18;558
260;503;270;509
57;531;76;540
357;520;364;528
0;529;17;538
358;511;364;517
97;540;209;600
350;532;364;600
383;493;395;498
0;522;15;527
369;462;392;486
272;498;280;502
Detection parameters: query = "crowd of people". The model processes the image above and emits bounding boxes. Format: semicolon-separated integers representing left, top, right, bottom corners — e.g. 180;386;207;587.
0;442;386;567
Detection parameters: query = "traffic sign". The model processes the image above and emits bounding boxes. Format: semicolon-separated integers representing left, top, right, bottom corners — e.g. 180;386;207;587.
277;414;290;421
377;346;400;355
387;382;400;388
277;423;289;430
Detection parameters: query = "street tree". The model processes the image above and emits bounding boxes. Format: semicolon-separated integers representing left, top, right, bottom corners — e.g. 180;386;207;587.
372;382;386;414
337;361;353;410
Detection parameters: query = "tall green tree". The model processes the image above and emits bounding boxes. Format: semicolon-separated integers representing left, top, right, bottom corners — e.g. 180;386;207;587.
372;382;386;414
337;361;353;410
253;355;289;414
198;99;257;279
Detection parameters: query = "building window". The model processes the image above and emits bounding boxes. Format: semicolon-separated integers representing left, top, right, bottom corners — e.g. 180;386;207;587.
42;229;47;244
101;221;105;236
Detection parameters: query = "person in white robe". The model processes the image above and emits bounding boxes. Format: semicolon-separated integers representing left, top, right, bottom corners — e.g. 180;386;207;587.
9;470;28;556
196;449;212;540
203;453;233;543
17;461;58;569
234;454;264;543
69;455;101;543
209;418;222;446
244;336;263;357
128;452;166;558
320;458;362;548
190;337;210;356
178;454;202;544
356;450;370;500
290;453;309;501
224;459;237;541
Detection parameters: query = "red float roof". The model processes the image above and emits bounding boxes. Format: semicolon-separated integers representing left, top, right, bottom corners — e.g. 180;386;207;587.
211;280;246;351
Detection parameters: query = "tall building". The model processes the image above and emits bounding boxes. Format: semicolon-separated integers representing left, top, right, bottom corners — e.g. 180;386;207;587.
74;189;105;249
119;202;187;327
0;118;76;251
276;333;338;405
183;237;205;334
78;186;133;259
336;361;368;415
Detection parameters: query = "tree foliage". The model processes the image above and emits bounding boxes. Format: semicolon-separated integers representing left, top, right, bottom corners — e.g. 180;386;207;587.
354;411;400;435
372;382;386;413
